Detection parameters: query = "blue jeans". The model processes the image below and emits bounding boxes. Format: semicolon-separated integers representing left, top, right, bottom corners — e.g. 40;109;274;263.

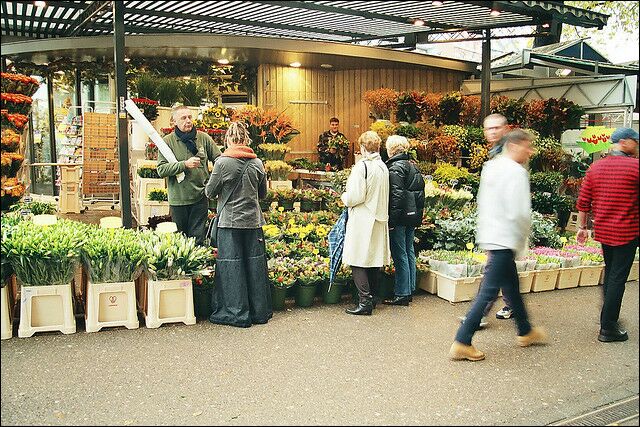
455;249;532;345
389;226;416;297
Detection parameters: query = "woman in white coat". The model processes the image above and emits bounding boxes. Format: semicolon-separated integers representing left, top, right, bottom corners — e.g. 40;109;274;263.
341;131;391;315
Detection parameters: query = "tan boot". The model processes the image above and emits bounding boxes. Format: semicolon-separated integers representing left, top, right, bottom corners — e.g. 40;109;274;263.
517;327;548;347
449;341;485;361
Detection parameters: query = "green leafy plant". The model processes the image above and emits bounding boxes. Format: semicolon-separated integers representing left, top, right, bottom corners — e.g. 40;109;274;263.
530;172;564;193
529;211;562;248
81;227;147;283
137;166;161;179
439;92;463;125
179;79;206;106
9;201;57;215
396;91;423;123
156;78;182;107
148;188;168;202
134;74;159;101
2;219;88;286
140;231;213;280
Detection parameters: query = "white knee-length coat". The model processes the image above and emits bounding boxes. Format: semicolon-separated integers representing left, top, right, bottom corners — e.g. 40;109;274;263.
341;153;391;268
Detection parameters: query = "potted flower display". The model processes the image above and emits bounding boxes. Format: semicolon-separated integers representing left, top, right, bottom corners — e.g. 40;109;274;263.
81;227;147;332
323;262;350;304
363;88;398;121
232;106;300;152
295;256;327;307
2;219;88;337
267;257;297;310
139;231;212;328
264;160;293;182
299;188;322;212
258;143;291;161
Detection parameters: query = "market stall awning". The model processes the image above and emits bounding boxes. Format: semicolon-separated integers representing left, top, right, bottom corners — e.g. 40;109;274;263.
1;1;609;45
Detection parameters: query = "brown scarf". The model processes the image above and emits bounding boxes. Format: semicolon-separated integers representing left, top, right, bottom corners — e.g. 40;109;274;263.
222;145;257;159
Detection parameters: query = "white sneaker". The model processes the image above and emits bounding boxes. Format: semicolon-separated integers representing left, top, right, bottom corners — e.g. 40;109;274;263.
459;316;489;329
496;306;513;320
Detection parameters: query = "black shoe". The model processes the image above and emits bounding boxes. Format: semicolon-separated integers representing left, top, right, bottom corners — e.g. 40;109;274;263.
598;327;628;342
382;296;410;306
408;295;413;302
346;301;373;316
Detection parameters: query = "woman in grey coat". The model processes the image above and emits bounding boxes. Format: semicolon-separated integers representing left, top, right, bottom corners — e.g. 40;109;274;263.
205;122;272;328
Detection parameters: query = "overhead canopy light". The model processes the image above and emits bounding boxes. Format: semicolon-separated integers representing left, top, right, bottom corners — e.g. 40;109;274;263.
34;1;46;7
217;58;229;65
289;62;301;68
413;19;425;26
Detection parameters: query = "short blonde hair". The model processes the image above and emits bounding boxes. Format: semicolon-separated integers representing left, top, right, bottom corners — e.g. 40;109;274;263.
386;135;409;157
358;131;381;153
224;121;252;147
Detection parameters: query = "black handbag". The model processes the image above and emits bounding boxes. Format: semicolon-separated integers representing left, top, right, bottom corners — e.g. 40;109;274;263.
206;160;252;247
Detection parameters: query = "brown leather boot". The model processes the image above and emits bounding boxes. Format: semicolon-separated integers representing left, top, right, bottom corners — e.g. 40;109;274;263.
449;341;485;361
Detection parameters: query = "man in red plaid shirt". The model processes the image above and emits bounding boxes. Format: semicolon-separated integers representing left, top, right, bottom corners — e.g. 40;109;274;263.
577;127;639;343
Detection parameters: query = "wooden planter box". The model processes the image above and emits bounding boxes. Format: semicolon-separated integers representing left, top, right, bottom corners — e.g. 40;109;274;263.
85;281;139;333
579;265;604;287
18;283;76;338
531;269;560;292
417;270;437;294
435;272;482;303
1;286;11;340
145;278;196;329
555;267;582;289
518;271;535;293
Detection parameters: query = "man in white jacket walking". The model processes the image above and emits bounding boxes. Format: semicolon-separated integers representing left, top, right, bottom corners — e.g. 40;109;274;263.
450;129;547;361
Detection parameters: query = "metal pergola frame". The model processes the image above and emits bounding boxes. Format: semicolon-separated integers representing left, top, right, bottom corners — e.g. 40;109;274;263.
1;1;609;227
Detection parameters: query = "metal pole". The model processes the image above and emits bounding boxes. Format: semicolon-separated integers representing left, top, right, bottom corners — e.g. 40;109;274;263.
75;67;82;108
46;74;59;197
480;29;491;120
113;0;132;228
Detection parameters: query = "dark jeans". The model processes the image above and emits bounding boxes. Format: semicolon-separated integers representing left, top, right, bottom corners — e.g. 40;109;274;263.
169;196;208;246
389;226;416;297
600;238;638;330
210;227;272;328
351;266;379;303
455;249;532;345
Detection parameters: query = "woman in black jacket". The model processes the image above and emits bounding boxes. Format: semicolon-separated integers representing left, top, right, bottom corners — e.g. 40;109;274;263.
383;135;425;306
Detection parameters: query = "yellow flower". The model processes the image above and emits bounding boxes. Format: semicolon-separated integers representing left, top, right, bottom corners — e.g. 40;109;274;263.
278;207;284;212
560;237;568;244
466;242;474;250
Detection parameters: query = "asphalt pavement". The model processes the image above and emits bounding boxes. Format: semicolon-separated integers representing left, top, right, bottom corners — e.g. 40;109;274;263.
1;282;638;426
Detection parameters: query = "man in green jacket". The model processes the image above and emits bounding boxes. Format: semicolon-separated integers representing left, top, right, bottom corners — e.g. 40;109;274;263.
157;105;221;245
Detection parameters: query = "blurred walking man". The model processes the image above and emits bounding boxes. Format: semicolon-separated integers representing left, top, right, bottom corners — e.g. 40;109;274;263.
576;127;639;342
450;129;547;361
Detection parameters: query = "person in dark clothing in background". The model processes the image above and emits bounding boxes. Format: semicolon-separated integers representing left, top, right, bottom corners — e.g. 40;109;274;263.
205;121;272;328
317;117;348;170
383;135;425;306
157;105;221;246
576;127;639;343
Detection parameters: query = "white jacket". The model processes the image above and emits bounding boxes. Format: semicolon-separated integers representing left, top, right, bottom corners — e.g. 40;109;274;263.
341;154;391;267
476;155;531;257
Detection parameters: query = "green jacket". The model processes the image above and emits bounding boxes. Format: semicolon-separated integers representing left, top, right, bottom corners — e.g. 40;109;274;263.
157;130;222;206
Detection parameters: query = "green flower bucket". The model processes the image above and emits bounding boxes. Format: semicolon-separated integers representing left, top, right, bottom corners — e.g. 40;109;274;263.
271;285;287;311
192;285;213;319
322;280;344;304
295;282;317;307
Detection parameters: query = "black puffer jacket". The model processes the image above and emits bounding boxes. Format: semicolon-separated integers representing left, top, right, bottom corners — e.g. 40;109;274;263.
386;152;425;228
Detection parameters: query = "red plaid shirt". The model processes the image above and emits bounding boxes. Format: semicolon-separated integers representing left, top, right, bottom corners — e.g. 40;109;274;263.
576;155;639;246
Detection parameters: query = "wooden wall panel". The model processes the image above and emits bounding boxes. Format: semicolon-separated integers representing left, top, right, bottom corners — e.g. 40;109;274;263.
258;64;468;162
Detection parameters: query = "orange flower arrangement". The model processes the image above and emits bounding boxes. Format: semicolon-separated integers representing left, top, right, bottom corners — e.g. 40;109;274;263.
460;95;481;126
1;177;26;198
1;152;24;177
1;93;33;115
429;135;460;164
363;88;398;120
1;109;29;131
1;128;21;151
1;72;40;97
232;106;300;152
420;92;443;124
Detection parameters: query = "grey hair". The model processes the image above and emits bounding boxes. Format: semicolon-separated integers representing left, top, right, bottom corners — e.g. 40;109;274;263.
224;121;252;147
386;135;410;157
503;129;533;148
483;113;507;126
171;104;191;120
